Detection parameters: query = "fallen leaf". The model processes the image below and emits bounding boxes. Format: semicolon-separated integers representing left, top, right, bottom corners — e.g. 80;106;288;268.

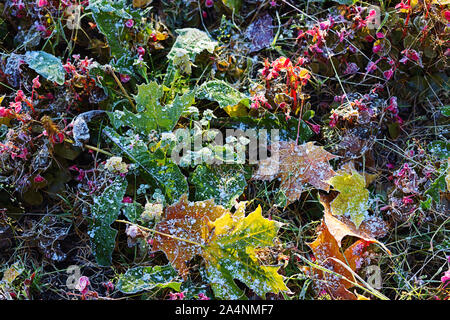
320;194;390;254
153;195;288;299
254;141;337;203
328;169;369;229
306;223;368;300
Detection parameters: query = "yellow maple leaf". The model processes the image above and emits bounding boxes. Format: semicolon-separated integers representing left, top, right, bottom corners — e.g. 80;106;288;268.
152;195;288;299
328;170;369;229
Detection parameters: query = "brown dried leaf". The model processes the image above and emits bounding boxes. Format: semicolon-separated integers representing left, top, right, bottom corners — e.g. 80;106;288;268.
152;194;228;278
254;141;337;203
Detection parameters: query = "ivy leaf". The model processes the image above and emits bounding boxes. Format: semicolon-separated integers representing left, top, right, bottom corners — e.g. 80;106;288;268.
328;170;369;229
196;80;250;117
24;51;65;85
116;265;181;294
306;222;367;300
254;141;337;203
152;195;288;299
103;127;188;203
89;178;128;266
108;82;194;134
191;164;247;208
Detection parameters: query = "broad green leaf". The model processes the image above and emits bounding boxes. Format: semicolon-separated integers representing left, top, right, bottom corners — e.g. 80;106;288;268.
153;195;288;299
88;0;132;57
328;170;369;229
197;80;249;117
103;127;188;203
108;82;194;134
116;265;181;294
89;178;128;266
24;51;65;85
167;28;217;62
191;164;247;208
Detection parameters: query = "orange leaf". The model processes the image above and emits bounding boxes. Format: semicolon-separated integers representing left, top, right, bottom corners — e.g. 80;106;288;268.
307;223;369;300
320;194;390;254
254;141;337;203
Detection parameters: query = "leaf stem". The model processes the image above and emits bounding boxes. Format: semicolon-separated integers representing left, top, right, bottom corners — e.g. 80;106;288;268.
115;219;204;248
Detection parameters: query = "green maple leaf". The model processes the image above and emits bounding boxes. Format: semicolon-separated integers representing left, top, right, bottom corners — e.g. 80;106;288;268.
108;82;195;135
152;195;288;299
328;170;369;229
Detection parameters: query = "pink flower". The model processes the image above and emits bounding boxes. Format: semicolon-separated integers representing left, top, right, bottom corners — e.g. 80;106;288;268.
168;292;185;300
373;44;382;54
37;0;48;7
445;11;450;23
366;61;377;73
76;276;90;295
270;0;277;7
383;69;394;80
205;0;214;7
32;76;41;89
202;11;207;18
34;175;45;183
137;46;145;56
122;196;133;203
125;19;134;28
376;32;385;39
198;293;210;300
402;196;414;205
441;270;450;288
120;74;130;83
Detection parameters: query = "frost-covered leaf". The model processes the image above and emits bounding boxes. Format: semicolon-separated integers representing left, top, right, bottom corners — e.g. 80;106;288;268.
254;141;337;203
328;170;369;229
89;178;128;266
108;82;194;134
191;165;247;208
245;13;274;52
24;51;65;85
320;194;390;253
203;205;287;299
167;28;217;62
116;265;181;294
306;222;367;300
88;0;143;58
197;80;249;117
103;127;188;203
152;195;288;299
